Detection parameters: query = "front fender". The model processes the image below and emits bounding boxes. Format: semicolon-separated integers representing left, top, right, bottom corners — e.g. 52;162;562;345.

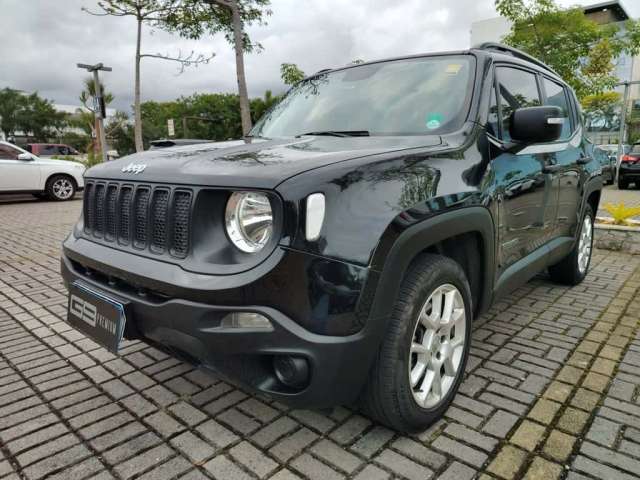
368;207;496;331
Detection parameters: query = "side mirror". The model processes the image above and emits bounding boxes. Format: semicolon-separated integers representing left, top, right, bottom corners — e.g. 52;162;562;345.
17;152;34;161
509;106;564;144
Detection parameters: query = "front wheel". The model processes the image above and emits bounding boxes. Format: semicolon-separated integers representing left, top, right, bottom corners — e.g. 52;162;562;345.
548;205;594;285
46;175;76;201
361;254;472;433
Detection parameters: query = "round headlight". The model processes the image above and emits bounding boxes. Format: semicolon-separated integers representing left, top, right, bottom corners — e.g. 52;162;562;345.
225;191;273;253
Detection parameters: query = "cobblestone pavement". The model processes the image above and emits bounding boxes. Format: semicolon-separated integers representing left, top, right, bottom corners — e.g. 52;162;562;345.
1;198;640;480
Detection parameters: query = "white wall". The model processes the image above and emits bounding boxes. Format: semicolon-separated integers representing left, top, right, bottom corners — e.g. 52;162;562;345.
470;17;512;46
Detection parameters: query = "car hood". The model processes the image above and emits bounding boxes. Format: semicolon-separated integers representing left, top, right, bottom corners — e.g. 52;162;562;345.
37;157;85;169
86;136;443;189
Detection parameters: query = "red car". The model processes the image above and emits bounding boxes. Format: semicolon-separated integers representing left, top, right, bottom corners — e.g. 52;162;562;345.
618;143;640;189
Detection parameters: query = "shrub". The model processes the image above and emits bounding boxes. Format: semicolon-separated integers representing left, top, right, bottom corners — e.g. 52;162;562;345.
603;202;640;225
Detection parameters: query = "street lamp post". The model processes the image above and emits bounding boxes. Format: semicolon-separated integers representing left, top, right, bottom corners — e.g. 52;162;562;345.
77;62;112;163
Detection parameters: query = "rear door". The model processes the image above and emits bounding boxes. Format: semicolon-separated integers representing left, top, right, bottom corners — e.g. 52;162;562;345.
491;65;554;270
0;144;41;191
539;76;582;238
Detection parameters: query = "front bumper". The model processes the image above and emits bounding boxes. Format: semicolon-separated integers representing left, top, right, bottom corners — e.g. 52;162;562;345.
61;241;380;408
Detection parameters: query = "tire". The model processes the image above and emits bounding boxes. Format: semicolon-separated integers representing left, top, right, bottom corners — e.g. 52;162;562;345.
46;175;76;201
361;254;472;433
618;177;628;190
548;204;594;285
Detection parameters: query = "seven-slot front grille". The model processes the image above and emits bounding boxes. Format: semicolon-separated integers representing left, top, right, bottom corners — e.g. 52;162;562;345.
83;181;193;258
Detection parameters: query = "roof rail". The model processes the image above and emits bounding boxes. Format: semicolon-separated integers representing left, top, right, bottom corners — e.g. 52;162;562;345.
474;42;559;77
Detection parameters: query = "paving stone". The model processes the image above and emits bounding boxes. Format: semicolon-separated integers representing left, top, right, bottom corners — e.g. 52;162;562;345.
350;426;394;458
444;423;498;453
510;420;545;452
113;444;173;479
328;415;370;445
204;455;253;480
310;439;362;474
524;456;562;480
586;417;622;447
543;381;573;403
557;407;590;435
432;435;487;468
171;431;216;464
528;399;561;425
374;449;432;480
582;372;611;393
571;388;600;411
196;419;238;449
487;445;527;479
352;464;389;480
544;429;576;462
572;455;638;480
144;411;185;437
270;427;318;462
580;441;640;475
438;461;476;480
482;410;519;438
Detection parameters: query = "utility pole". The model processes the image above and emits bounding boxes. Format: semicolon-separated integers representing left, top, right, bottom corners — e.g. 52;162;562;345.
77;62;112;163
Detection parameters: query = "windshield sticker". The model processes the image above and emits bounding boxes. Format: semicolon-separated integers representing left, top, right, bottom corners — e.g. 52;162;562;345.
426;113;443;130
446;64;463;75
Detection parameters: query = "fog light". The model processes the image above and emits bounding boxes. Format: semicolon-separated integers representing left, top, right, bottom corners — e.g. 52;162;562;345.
273;355;310;388
220;312;273;331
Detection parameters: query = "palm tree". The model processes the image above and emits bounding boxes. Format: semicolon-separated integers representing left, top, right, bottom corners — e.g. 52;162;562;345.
79;77;115;155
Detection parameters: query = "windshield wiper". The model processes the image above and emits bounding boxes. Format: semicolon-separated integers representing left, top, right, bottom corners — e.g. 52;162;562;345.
297;130;370;138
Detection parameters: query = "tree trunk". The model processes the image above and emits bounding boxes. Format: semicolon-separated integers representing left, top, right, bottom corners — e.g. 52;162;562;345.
231;1;252;136
134;16;144;152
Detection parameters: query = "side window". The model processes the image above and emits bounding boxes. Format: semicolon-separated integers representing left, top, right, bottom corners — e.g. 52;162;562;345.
0;145;20;160
41;145;57;155
542;78;571;139
496;67;541;142
487;82;500;137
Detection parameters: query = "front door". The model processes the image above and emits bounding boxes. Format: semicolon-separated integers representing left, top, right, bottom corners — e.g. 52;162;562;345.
489;66;556;272
0;144;41;191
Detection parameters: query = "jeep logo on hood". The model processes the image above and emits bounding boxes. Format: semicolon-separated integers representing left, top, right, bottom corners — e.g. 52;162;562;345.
121;163;147;174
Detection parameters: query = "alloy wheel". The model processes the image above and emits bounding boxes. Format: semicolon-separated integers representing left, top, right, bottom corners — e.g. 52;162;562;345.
52;178;74;200
577;214;593;274
408;283;466;409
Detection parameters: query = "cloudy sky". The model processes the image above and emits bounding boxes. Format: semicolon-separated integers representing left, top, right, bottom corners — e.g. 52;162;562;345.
1;0;638;113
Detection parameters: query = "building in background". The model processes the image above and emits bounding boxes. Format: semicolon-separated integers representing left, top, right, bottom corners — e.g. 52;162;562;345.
470;0;639;143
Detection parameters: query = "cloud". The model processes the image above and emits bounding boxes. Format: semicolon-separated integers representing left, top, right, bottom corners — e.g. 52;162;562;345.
0;0;637;115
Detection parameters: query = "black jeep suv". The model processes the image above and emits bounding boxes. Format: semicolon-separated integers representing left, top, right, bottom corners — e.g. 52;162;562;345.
61;43;601;432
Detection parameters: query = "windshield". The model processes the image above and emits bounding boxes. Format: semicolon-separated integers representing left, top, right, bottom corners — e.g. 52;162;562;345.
252;55;475;138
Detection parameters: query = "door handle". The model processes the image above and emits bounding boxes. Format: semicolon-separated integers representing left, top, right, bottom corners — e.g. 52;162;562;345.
576;156;591;165
542;164;561;173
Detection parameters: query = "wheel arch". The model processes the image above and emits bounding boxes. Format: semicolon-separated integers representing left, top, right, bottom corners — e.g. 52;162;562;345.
368;207;495;335
45;172;77;189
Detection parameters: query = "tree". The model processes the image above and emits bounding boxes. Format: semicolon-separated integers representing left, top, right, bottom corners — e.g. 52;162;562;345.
0;88;23;139
280;63;305;86
164;0;271;136
0;88;66;141
495;0;640;99
83;1;214;153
